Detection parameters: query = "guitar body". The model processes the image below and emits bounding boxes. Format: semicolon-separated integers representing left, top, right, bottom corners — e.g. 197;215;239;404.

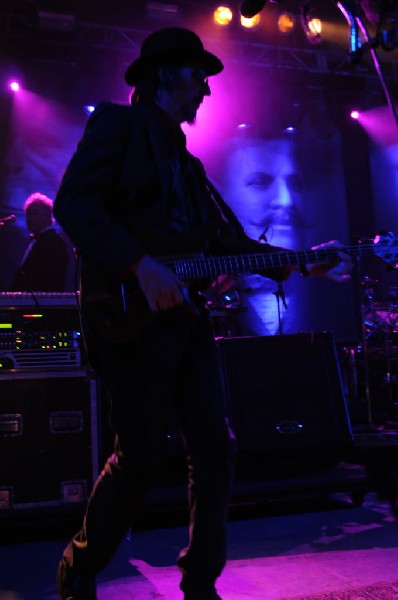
81;262;208;344
82;284;152;343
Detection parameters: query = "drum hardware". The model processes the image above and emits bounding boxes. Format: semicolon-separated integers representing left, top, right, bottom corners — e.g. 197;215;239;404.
358;274;378;428
349;274;398;429
346;254;389;429
383;335;398;422
380;288;398;424
205;284;246;338
272;280;287;336
364;302;398;341
341;344;360;407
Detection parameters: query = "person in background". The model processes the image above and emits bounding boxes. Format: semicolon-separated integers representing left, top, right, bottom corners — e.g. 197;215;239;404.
53;27;352;600
12;192;72;292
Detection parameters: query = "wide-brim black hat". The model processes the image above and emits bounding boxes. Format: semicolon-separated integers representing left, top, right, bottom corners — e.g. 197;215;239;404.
125;27;223;86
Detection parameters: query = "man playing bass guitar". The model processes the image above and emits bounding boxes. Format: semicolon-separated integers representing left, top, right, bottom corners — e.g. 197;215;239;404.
54;27;353;600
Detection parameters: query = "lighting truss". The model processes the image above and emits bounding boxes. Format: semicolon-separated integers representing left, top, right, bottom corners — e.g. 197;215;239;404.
1;9;397;84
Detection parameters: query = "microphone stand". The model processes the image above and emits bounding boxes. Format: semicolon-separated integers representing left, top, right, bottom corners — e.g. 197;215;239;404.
259;226;287;336
273;281;287;336
383;289;398;425
360;273;375;428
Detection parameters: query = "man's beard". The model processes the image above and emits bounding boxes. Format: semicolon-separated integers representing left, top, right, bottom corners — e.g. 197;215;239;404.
182;102;199;125
184;108;197;125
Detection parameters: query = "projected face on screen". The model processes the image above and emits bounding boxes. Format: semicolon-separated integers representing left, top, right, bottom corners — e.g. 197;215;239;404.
214;135;309;336
222;136;306;249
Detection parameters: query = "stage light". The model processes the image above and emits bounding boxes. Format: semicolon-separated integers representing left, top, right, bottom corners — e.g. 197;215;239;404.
308;18;322;36
9;81;20;92
213;5;233;26
240;13;261;28
300;3;322;45
350;110;360;119
278;12;295;34
84;105;96;115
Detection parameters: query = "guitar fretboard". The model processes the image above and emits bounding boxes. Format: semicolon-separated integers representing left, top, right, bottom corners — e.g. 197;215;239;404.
161;244;375;281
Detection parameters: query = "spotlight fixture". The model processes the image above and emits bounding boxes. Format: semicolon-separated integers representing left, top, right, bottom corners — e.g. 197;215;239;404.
8;81;20;92
308;18;321;36
300;3;322;45
350;110;360;119
278;12;295;34
84;105;96;115
336;2;362;61
240;13;261;28
213;5;233;26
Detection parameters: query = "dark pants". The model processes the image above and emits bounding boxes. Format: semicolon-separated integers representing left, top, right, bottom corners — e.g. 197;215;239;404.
62;308;236;590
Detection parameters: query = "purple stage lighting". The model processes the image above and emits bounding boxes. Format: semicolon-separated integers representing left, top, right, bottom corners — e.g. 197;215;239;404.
351;110;360;120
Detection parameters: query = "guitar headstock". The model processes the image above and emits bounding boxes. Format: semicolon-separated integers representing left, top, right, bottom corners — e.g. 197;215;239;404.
373;232;398;269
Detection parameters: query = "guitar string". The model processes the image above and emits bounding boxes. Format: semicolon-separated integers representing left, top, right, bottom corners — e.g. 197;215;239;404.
164;243;391;281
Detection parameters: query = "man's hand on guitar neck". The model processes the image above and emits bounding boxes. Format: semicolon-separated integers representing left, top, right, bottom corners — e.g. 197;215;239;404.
132;255;185;312
306;239;353;282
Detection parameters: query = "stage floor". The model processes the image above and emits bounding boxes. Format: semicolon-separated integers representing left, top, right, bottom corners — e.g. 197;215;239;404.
1;473;398;600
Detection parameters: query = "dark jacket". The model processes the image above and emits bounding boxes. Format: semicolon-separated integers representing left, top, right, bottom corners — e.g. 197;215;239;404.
54;102;285;284
53;100;288;345
12;227;69;292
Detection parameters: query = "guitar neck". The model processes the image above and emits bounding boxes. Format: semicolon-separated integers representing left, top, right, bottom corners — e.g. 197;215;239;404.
161;244;375;282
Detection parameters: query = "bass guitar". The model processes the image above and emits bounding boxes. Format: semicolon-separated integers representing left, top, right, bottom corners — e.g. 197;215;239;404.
83;232;398;342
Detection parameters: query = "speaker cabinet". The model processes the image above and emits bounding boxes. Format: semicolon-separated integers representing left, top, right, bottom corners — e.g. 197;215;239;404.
0;370;98;511
218;333;352;475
